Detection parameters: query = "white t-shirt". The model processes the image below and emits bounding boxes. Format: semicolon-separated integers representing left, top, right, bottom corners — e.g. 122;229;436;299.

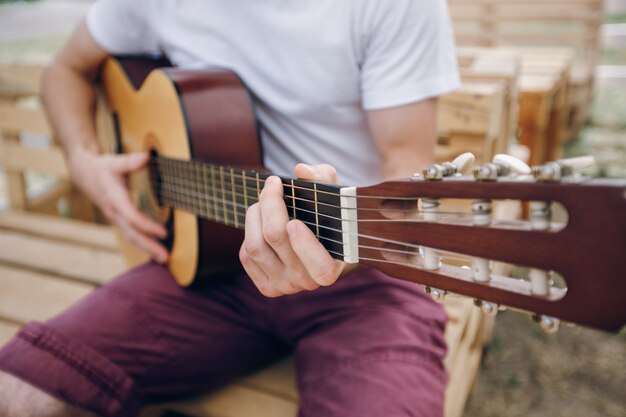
87;0;460;186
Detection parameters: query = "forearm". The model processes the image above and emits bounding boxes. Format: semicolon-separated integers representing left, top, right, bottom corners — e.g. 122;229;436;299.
41;20;109;167
42;60;100;162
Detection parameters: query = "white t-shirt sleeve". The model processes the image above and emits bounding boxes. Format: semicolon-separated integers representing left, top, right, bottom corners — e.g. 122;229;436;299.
86;0;159;55
359;0;460;110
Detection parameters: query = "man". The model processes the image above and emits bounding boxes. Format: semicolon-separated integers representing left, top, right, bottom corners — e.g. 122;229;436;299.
0;0;460;416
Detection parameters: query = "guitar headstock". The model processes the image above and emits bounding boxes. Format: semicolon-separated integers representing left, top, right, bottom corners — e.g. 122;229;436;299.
354;154;626;332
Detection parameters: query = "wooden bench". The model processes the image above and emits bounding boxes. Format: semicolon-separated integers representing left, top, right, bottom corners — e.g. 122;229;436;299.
448;0;604;141
0;62;497;417
0;209;494;417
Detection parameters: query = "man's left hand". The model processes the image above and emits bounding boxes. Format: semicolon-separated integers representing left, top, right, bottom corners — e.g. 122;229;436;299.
239;163;345;297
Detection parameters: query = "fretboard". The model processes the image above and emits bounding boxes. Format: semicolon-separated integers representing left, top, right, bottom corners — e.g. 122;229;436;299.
148;156;348;259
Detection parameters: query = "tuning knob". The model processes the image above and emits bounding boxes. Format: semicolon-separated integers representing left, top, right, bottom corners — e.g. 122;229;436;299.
451;152;476;176
559;156;595;172
425;287;446;302
532;156;596;181
493;154;531;175
474;154;531;180
534;315;561;333
422;152;476;180
474;299;499;317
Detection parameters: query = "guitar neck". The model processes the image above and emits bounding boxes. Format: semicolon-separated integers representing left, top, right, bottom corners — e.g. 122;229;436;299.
148;156;351;260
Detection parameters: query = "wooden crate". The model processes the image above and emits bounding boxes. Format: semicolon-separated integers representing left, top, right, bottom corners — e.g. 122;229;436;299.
447;0;604;140
438;81;507;164
436;49;520;165
457;46;574;164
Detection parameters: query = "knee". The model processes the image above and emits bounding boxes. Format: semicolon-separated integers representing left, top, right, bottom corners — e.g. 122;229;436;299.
0;371;96;417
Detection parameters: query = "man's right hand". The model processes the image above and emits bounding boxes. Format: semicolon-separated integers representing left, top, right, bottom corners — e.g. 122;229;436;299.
68;148;169;263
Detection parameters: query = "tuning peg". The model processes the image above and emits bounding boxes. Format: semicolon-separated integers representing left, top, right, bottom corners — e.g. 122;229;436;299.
425;287;446;302
532;156;595;181
493;154;531;175
474;299;499;317
558;156;595;172
534;315;561;333
451;152;476;175
422;152;476;180
474;153;531;180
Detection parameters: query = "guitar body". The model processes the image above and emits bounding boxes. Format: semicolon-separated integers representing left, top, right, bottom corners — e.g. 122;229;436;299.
101;56;263;286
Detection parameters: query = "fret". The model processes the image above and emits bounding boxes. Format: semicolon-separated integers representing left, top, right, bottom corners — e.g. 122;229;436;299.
256;172;261;199
230;168;239;228
210;165;220;223
290;179;296;220
188;160;197;214
242;170;249;210
202;163;212;221
219;166;229;225
193;161;200;217
313;182;320;238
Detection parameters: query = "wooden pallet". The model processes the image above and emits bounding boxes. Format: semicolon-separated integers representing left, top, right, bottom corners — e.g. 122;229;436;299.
448;0;603;140
437;81;508;164
457;46;575;165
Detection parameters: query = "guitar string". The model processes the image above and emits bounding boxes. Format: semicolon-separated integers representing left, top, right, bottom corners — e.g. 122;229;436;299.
156;187;483;265
150;157;487;202
148;170;479;218
144;159;536;274
150;176;490;228
157;192;477;264
153;179;507;263
151;177;549;240
149;173;528;266
149;159;540;232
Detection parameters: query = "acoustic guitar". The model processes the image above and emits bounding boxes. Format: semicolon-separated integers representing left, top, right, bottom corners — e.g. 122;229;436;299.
100;56;626;333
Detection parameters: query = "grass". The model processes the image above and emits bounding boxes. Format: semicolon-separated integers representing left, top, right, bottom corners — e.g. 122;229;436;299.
605;12;626;24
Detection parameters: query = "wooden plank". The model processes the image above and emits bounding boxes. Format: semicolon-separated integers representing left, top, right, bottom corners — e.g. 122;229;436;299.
450;0;602;5
443;298;475;370
445;345;483;417
26;179;72;215
169;384;298;417
0;265;93;325
0;102;51;136
454;32;596;47
0;320;19;346
439;83;502;137
0;65;44;98
0;141;68;178
0;211;119;250
450;8;602;23
238;358;298;401
0;231;125;285
2;133;27;209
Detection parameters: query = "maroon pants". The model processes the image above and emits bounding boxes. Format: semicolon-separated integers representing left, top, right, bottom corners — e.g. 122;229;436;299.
0;262;448;417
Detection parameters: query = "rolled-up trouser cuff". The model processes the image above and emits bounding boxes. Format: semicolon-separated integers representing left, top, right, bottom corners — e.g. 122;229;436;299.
0;321;142;417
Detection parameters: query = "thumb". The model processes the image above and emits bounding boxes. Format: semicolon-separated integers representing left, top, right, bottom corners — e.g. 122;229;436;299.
294;163;338;184
110;152;149;173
